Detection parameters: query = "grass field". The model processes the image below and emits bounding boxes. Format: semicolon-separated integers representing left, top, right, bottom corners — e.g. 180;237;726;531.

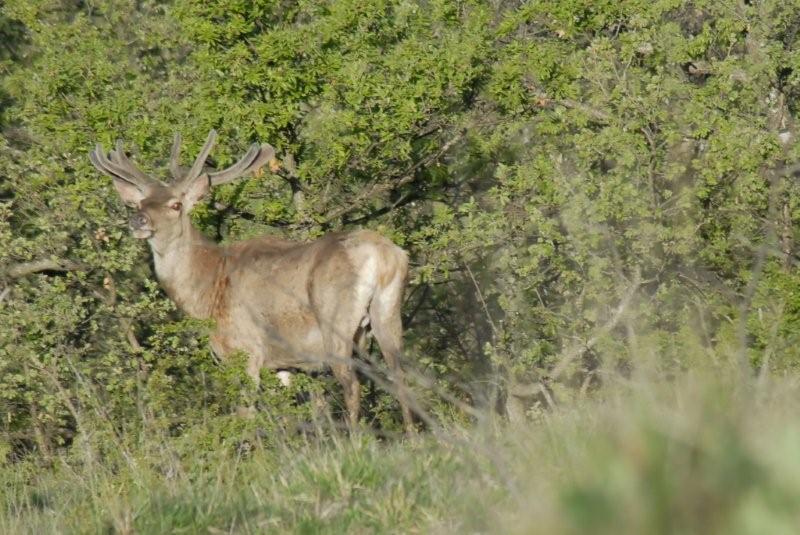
2;368;799;534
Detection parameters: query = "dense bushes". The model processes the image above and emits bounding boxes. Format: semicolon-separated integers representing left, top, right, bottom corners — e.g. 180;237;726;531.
2;0;800;456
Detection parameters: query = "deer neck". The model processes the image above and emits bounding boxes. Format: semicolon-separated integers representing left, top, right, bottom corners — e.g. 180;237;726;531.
149;224;226;319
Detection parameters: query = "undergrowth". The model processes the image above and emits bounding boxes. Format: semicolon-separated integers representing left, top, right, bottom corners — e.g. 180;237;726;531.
3;368;799;534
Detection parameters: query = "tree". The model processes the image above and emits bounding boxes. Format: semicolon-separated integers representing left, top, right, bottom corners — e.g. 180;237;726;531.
3;0;800;453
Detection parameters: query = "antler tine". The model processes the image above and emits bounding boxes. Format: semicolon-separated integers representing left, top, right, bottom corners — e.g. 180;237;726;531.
209;143;275;186
169;132;182;181
89;146;113;178
185;129;218;184
111;140;155;185
90;143;148;187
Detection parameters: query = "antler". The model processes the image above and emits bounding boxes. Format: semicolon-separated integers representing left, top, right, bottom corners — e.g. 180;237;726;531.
111;140;156;185
209;143;276;186
172;128;275;187
182;129;218;185
169;133;183;181
89;142;155;188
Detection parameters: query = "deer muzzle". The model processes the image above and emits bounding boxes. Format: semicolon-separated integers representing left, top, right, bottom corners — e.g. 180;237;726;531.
129;212;153;239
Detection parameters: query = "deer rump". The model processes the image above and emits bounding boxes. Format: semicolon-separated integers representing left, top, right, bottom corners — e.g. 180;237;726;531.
199;229;408;373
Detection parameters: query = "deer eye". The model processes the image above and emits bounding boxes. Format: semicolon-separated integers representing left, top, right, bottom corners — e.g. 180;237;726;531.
169;201;182;211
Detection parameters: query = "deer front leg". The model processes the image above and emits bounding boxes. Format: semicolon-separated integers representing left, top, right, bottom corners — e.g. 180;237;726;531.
224;352;264;419
245;354;264;387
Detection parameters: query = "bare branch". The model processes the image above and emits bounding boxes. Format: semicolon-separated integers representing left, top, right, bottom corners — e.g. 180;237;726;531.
322;130;465;223
464;262;499;339
550;269;642;380
776;161;800;176
5;259;86;279
556;98;612;123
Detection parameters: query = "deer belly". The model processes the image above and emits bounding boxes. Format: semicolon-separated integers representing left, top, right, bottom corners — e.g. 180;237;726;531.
210;310;325;370
264;325;325;369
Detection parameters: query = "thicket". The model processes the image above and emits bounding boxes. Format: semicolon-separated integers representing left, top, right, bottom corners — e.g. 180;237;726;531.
2;0;800;462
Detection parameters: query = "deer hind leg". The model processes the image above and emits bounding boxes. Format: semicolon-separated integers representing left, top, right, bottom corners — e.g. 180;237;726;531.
318;324;359;428
331;360;360;429
353;322;370;357
369;268;415;433
312;301;360;428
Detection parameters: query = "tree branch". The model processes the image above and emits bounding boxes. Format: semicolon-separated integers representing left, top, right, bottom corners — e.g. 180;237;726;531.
344;189;421;225
549;269;643;380
556;98;612;123
778;161;800;176
321;130;465;224
4;259;86;279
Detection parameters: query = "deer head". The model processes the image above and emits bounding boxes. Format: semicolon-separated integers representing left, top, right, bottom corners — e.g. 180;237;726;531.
89;130;275;244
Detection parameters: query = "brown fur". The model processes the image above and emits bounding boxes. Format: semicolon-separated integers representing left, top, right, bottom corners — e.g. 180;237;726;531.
90;133;414;431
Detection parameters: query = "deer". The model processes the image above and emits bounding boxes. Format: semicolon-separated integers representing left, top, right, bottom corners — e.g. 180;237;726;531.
89;130;414;432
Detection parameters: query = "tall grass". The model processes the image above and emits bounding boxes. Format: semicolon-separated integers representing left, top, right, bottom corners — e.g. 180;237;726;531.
2;368;799;534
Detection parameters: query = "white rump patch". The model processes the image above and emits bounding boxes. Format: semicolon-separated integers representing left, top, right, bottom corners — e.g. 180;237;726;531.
353;250;378;310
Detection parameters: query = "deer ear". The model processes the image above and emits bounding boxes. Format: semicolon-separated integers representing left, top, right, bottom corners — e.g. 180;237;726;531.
112;178;145;207
182;173;210;209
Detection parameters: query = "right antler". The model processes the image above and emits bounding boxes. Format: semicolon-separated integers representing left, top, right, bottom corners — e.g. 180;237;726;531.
209;142;275;186
184;129;218;185
169;129;276;187
169;133;183;181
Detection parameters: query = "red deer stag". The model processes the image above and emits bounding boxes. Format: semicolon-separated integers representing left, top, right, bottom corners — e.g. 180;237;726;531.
89;130;414;431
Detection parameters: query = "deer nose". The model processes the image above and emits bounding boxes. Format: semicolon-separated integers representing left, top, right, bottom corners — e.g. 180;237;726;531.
129;212;149;229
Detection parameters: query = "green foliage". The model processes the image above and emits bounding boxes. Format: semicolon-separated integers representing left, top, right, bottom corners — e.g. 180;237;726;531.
1;374;799;533
2;0;800;467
